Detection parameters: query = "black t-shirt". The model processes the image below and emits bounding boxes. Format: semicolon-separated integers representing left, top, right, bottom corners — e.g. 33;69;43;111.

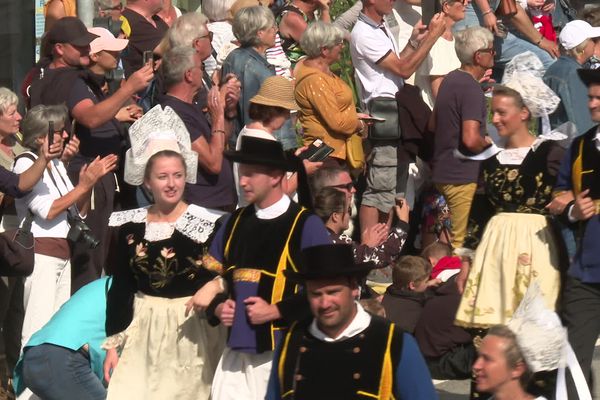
159;95;236;209
67;75;123;160
432;69;486;184
121;8;168;78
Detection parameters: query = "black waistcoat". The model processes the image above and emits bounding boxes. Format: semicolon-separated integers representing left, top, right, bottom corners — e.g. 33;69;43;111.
279;316;403;399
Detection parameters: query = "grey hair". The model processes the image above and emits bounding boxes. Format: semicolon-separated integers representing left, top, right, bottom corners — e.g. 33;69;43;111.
21;104;68;150
203;0;236;21
309;165;349;194
454;26;494;65
300;21;344;58
167;12;209;49
95;0;118;9
162;46;197;89
0;88;18;116
232;6;275;47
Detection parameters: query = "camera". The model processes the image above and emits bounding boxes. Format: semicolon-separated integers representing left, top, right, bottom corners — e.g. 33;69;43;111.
67;213;100;249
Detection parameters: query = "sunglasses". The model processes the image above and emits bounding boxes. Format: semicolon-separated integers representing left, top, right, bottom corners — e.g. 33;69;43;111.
329;182;354;191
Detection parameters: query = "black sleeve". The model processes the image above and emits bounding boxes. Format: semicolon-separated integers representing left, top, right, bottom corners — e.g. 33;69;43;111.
547;143;566;177
105;227;138;336
0;166;22;198
276;291;311;323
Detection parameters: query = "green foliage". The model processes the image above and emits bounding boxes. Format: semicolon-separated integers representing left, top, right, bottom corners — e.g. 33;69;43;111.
329;0;360;105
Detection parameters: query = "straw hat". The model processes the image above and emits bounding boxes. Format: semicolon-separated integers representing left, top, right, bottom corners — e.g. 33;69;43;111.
124;105;198;185
249;76;298;110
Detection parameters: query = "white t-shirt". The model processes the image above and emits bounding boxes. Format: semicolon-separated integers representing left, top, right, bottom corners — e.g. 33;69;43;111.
234;127;276;208
350;13;404;107
415;37;461;109
13;153;73;238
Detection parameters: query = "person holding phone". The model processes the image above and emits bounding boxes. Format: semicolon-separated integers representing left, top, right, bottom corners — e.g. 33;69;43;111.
295;22;369;169
14;104;117;354
350;0;445;234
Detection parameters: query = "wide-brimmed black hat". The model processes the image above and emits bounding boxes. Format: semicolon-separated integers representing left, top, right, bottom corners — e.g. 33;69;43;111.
46;17;99;48
285;244;375;282
225;136;299;171
578;68;600;87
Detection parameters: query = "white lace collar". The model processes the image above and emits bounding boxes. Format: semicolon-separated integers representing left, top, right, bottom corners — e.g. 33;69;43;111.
109;204;226;243
496;129;570;165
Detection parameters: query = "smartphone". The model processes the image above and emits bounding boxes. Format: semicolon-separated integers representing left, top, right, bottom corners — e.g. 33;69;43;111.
47;121;54;147
299;139;334;162
422;0;442;26
359;116;386;123
142;50;154;66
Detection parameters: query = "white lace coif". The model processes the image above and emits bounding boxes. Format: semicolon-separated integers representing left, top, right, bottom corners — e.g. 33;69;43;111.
124;105;199;185
507;282;567;373
501;51;561;118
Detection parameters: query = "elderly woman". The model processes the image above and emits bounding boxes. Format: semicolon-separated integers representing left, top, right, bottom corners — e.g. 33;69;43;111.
15;104;116;348
294;21;366;168
222;6;297;150
202;0;237;78
0;89;61;219
455;64;564;328
543;20;600;136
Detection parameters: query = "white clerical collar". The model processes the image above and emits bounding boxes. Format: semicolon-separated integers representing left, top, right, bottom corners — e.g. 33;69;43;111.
309;302;372;342
596;126;600;142
254;194;290;220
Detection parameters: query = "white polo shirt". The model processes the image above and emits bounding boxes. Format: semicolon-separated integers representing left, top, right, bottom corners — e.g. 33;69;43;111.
350;13;404;107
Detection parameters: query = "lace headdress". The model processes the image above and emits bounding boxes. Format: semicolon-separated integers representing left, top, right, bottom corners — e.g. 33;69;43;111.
124;105;198;185
501;51;560;119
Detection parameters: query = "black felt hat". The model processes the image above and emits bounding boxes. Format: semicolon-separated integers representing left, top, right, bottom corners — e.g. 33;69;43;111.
225;136;299;171
285;244;375;282
578;68;600;87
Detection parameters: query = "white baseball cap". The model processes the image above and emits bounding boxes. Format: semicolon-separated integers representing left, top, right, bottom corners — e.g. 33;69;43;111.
559;20;600;51
88;27;128;54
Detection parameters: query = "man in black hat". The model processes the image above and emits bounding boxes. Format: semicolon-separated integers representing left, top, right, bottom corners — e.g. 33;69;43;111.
265;244;436;400
199;136;331;400
548;67;600;394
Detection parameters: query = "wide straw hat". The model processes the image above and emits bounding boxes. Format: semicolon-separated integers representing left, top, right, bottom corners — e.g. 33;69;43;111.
249;76;298;110
124;105;198;185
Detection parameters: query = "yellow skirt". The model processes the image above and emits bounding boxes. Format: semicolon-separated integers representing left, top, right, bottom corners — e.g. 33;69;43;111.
455;213;561;328
107;292;227;400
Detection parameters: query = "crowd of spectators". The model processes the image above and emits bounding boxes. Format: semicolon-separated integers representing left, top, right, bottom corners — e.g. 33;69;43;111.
0;0;598;399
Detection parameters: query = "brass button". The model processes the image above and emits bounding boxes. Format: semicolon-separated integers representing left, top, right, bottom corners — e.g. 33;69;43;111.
299;346;307;353
295;374;303;381
359;334;366;339
353;347;360;353
353;373;361;380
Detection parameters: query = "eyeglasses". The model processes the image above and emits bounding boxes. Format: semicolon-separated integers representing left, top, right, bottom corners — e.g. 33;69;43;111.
197;31;214;42
328;182;354;191
102;3;123;11
477;47;496;55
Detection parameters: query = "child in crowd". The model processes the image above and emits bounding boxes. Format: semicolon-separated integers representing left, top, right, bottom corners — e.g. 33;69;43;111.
422;242;462;282
381;256;436;333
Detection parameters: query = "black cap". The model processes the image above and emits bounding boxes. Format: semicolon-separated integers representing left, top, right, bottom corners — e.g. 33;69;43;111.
224;136;299;171
45;17;99;47
284;244;374;282
578;68;600;87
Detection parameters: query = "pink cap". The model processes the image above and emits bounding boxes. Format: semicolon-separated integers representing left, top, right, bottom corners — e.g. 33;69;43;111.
88;27;129;54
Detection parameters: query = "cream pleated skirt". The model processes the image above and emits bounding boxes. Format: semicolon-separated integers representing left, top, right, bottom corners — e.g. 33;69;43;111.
455;213;561;328
107;292;226;400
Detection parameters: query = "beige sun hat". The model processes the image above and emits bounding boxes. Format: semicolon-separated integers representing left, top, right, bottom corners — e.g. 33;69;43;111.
249;76;298;110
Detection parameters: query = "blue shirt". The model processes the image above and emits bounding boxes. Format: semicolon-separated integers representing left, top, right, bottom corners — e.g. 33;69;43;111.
543;56;595;136
13;277;112;395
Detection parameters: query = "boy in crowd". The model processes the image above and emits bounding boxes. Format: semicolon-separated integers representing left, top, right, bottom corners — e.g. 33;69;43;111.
381;256;435;333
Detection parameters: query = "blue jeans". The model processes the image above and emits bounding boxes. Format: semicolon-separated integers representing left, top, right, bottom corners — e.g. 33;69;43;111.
22;344;106;400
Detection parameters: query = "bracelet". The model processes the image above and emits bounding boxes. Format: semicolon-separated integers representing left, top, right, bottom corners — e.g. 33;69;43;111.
482;9;493;16
212;129;226;135
358;119;366;132
536;36;544;46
